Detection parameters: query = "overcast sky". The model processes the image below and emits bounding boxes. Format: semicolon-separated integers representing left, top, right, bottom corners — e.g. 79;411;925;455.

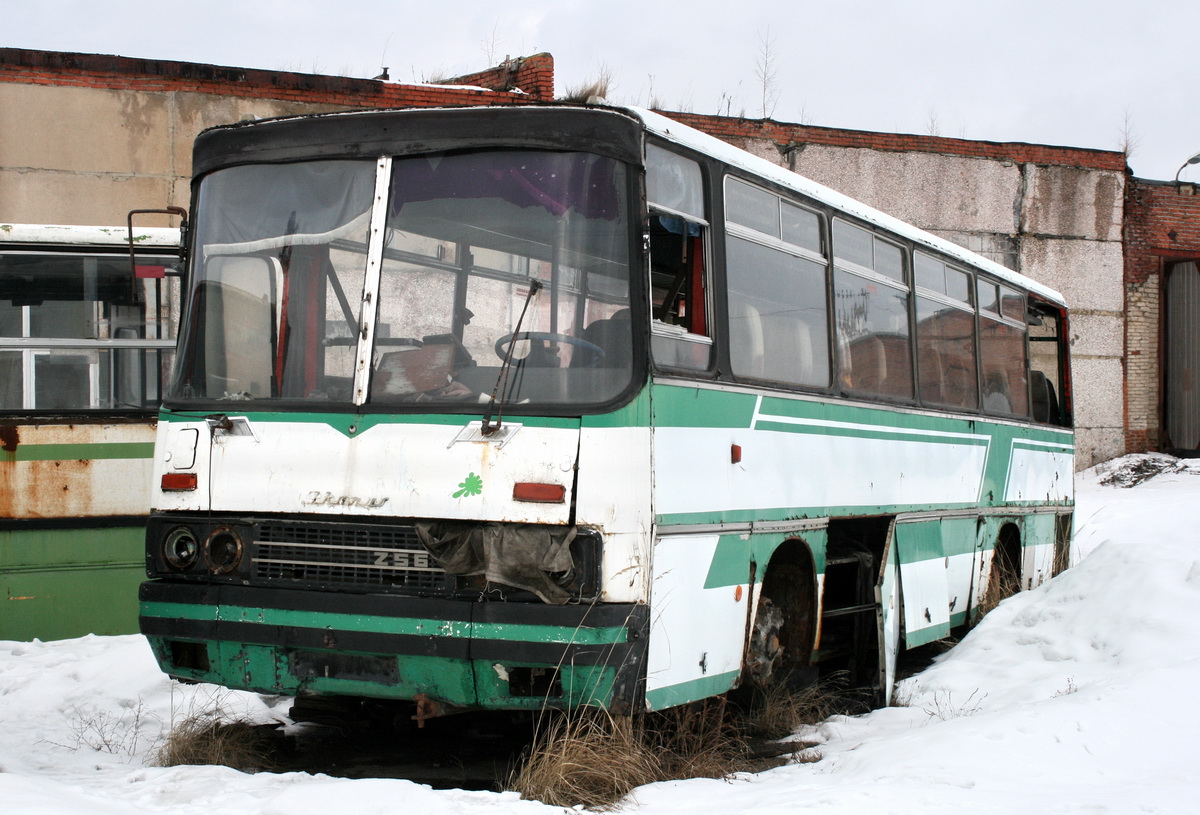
7;0;1200;180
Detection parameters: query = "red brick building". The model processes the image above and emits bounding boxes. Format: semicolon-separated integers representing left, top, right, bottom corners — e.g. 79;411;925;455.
1123;179;1200;453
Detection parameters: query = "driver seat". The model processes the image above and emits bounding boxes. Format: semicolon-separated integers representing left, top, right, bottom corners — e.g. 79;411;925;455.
573;309;631;367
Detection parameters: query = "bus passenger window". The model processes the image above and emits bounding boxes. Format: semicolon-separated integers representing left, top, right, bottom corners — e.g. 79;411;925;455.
724;177;830;388
646;143;711;371
1028;302;1070;426
833;221;913;400
914;253;977;410
978;281;1028;418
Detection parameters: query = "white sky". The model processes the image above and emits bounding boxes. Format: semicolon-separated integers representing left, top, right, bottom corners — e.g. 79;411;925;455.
6;0;1200;180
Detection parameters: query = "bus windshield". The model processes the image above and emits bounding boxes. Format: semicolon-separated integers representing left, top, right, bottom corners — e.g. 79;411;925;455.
173;151;634;410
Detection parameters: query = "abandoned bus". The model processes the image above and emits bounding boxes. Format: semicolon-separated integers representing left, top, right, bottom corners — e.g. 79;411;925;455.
139;105;1072;715
1;222;181;640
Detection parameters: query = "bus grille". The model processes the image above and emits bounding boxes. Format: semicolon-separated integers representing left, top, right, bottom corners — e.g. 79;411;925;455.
251;522;454;593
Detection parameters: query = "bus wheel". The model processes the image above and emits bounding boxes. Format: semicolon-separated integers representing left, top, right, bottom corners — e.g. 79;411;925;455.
745;561;813;688
746;596;785;687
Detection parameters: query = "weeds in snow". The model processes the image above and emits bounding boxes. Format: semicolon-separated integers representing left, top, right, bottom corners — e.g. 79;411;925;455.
151;686;277;771
922;689;987;721
45;698;159;761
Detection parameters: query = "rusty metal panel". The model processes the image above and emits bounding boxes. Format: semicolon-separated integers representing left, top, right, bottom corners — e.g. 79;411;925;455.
0;422;155;519
1167;262;1200;450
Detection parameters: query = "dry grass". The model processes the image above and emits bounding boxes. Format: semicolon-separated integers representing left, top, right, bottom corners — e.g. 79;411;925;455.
559;70;613;104
976;564;1019;620
510;681;851;808
743;674;848;741
151;711;276;771
508;710;664;810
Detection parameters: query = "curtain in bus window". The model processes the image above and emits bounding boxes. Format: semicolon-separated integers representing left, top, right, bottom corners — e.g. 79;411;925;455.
727;236;829;387
197;161;376;255
980;316;1028;416
390;152;621;221
834;271;912;398
916;296;978;409
646;144;704;219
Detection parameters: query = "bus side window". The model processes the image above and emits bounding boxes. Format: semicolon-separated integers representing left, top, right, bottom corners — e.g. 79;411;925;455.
724;178;830;389
978;281;1028;419
833;221;914;400
1028;301;1070;426
646;143;712;371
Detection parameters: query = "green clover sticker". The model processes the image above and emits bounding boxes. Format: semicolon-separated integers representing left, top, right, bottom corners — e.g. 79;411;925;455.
453;472;483;498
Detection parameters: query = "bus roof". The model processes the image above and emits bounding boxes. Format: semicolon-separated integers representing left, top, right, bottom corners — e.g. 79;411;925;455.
0;223;180;249
629;107;1068;308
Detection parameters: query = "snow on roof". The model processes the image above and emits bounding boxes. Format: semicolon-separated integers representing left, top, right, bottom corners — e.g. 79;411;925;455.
629;106;1067;308
0;223;180;248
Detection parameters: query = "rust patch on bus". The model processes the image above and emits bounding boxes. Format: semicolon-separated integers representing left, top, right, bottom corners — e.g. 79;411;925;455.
0;426;17;452
0;458;98;519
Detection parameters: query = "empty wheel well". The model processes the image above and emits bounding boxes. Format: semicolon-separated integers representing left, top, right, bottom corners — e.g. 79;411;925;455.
745;540;818;686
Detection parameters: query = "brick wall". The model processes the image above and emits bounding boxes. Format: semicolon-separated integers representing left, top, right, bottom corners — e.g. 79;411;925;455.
666;111;1127;172
0;47;555;108
441;53;554;100
1123;179;1200;452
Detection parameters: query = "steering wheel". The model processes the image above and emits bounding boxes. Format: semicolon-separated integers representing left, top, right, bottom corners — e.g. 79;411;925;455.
494;331;605;367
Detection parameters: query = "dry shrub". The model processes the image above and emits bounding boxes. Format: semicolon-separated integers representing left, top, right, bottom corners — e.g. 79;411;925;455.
744;674;848;742
976;565;1019;620
152;711;275;771
508;710;663;810
645;696;745;781
559;69;613;104
511;688;849;809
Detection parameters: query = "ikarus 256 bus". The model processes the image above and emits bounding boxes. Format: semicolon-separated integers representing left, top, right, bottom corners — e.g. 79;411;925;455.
138;104;1073;718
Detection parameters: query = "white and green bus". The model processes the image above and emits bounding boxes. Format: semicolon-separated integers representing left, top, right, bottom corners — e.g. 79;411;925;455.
139;105;1072;716
1;222;181;641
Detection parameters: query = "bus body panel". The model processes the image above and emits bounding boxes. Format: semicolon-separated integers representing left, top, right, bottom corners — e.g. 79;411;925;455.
1;224;180;641
136;105;1076;713
644;532;749;710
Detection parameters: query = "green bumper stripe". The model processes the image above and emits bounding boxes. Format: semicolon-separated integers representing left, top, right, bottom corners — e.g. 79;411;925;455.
645;670;741;711
141;601;629;646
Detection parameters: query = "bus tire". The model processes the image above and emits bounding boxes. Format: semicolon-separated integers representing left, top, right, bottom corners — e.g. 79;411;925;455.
745;560;815;688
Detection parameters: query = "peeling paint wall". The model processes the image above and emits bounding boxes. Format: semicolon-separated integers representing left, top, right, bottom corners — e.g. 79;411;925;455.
0;48;556;227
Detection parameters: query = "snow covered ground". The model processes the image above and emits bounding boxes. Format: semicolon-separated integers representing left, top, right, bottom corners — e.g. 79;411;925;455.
3;453;1199;814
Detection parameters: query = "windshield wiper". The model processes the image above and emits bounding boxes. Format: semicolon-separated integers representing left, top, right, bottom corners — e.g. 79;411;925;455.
481;279;542;436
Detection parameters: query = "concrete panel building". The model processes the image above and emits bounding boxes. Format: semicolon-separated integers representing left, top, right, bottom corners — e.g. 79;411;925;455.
3;47;1196;468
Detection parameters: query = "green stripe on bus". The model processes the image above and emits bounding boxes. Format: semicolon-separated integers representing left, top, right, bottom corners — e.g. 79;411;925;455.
645;670;742;710
649;384;758;428
140;601;629;645
159;408;583;437
0;442;154;462
752;419;988;446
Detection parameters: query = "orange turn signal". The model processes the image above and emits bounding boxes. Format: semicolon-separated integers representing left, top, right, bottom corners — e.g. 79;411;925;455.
512;482;566;503
161;472;198;491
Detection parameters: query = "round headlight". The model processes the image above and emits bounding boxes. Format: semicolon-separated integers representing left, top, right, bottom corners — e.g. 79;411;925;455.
204;527;244;575
162;526;200;571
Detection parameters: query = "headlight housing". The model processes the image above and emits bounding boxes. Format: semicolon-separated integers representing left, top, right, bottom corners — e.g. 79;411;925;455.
161;526;200;571
204;526;245;575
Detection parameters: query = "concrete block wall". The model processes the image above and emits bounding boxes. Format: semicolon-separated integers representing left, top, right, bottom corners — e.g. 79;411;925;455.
0;48;555;226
